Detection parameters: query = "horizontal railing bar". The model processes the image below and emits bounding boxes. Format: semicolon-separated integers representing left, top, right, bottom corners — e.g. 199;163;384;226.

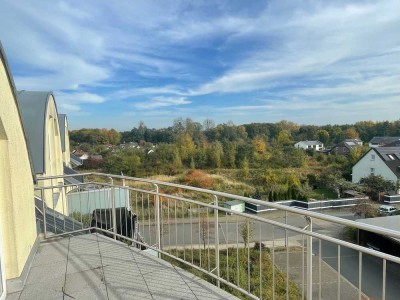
36;172;400;240
35;172;93;180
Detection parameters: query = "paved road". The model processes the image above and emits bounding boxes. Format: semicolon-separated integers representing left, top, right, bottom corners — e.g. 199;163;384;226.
316;239;400;300
140;207;356;247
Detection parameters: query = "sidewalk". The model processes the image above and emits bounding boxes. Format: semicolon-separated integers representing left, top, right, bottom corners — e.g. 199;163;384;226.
274;251;368;300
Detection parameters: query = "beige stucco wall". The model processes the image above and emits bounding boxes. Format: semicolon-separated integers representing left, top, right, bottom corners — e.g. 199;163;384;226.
35;97;67;214
0;59;37;280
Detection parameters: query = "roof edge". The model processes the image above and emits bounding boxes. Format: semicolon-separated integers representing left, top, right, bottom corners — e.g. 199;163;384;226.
0;41;37;183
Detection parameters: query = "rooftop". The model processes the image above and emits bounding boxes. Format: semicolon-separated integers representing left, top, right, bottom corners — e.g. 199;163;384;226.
373;147;400;178
369;136;400;145
357;215;400;235
297;140;323;145
8;233;238;300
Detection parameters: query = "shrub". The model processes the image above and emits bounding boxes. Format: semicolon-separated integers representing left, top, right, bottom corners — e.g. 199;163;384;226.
182;170;214;189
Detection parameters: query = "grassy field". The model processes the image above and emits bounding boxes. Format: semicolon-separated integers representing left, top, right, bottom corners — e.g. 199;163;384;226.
162;247;302;300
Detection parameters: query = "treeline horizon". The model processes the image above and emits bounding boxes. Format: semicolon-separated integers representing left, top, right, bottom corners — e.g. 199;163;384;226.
70;118;400;147
69;118;400;201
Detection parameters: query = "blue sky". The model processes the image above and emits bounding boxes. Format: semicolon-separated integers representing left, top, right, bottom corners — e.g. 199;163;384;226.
1;0;400;130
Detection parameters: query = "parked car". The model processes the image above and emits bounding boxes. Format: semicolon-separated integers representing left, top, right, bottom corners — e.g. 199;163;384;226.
378;205;397;216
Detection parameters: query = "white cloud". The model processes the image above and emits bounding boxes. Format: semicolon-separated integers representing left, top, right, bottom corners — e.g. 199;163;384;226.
59;103;81;112
114;86;186;99
190;0;400;99
133;96;191;109
57;92;106;104
55;91;106;113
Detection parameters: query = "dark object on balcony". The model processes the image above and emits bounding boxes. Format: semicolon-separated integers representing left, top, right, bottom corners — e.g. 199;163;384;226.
90;207;136;239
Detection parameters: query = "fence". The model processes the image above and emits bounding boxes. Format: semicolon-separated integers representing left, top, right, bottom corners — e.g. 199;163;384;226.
246;197;368;213
34;172;400;300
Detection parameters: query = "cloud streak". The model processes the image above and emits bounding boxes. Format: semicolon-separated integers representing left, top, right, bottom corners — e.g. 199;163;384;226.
133;96;191;110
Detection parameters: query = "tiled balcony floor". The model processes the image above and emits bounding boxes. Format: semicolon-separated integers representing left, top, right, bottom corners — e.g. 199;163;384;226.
8;234;239;300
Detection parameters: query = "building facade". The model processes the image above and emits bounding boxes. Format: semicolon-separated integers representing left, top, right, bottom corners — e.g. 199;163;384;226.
0;43;38;293
294;140;324;151
352;147;400;186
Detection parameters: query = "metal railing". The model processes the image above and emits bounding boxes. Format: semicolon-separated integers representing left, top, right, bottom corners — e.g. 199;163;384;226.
34;172;400;300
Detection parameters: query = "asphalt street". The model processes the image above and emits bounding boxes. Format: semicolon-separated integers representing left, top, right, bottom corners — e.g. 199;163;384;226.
317;239;400;300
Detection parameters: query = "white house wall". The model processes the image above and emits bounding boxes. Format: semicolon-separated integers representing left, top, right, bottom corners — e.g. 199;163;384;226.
352;150;398;183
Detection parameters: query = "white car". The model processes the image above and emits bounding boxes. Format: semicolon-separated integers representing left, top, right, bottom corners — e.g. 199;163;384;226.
378;205;397;216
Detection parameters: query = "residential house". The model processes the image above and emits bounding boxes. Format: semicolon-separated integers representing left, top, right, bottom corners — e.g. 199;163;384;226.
72;149;89;160
369;136;400;147
120;141;140;149
0;43;38;294
294;140;324;151
83;154;103;169
352;147;400;189
17;91;66;213
382;140;400;147
330;139;363;156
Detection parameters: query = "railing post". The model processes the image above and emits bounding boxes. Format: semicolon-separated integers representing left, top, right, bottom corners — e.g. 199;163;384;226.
110;177;117;240
306;216;313;300
213;195;220;288
154;184;161;255
41;188;47;239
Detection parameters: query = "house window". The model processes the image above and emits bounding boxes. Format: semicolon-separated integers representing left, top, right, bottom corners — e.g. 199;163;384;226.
370;168;375;175
371;154;375;160
388;154;395;160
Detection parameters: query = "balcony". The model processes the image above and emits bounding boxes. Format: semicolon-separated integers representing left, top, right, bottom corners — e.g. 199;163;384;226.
10;234;237;300
14;173;400;300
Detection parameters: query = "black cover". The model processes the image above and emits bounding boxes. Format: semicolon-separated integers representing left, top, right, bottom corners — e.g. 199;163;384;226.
91;207;136;238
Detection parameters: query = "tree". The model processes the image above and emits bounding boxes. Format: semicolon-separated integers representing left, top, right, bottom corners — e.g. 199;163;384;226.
352;198;378;218
253;136;267;154
209;141;223;168
319;171;355;198
138;121;146;139
240;220;255;249
107;129;122;145
241;157;250;177
345;127;359;139
173;118;185;135
224;142;236;168
176;133;196;162
199;213;211;250
360;175;396;201
277;130;292;145
316;129;330;145
203;119;215;131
